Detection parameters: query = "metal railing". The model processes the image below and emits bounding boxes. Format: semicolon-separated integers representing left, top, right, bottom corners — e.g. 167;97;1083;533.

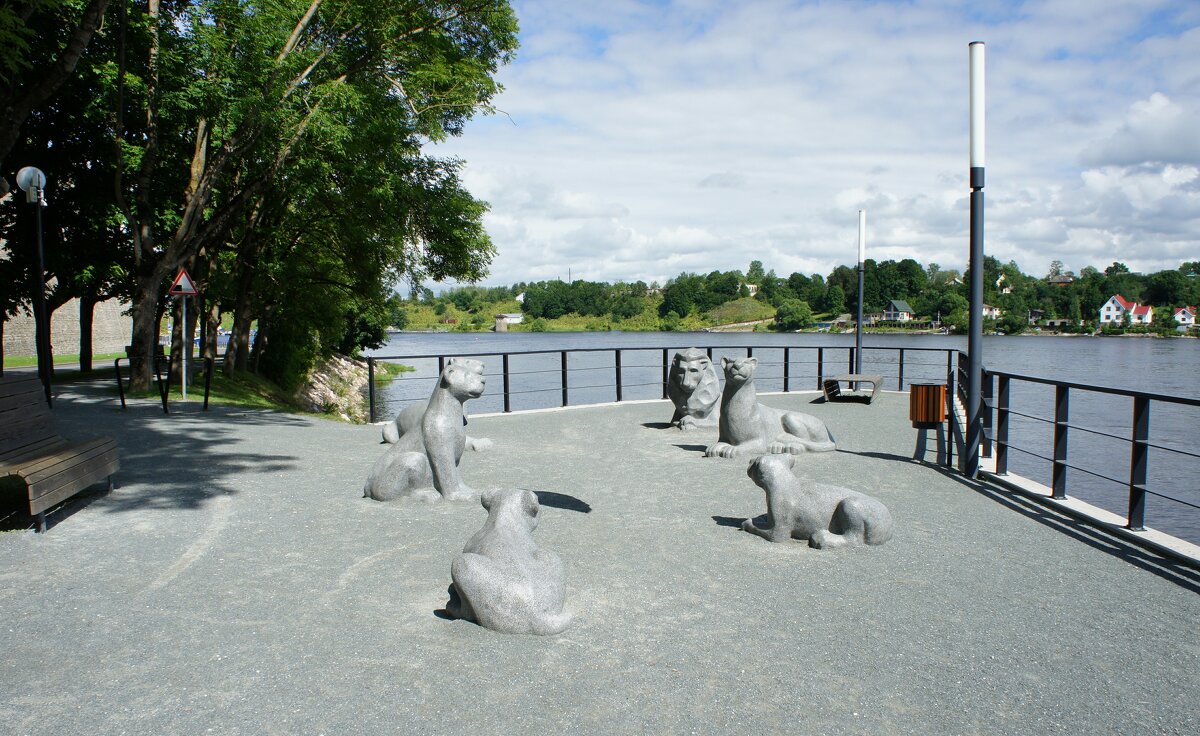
983;369;1200;534
365;344;959;422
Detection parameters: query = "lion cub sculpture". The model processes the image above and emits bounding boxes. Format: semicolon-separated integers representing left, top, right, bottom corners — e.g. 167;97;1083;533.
742;454;893;549
667;348;721;430
363;359;485;502
444;488;572;636
705;356;836;458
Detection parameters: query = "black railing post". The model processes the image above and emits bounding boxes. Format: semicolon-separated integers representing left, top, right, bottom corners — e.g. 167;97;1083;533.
661;348;669;400
615;349;623;403
367;356;376;423
1052;385;1069;499
945;357;955;469
847;348;854;374
898;348;905;390
995;375;1009;475
502;353;511;413
115;358;127;410
706;347;713;361
560;351;568;407
203;357;214;411
982;371;994;459
783;347;791;392
816;347;824;390
747;347;753;359
438;356;445;375
1128;396;1149;531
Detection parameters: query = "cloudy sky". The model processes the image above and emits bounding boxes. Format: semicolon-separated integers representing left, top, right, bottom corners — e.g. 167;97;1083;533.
431;0;1200;288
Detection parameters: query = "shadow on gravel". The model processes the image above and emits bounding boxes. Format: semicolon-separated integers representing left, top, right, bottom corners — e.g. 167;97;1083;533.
932;465;1200;593
674;444;708;454
535;491;592;513
641;422;673;430
14;383;309;524
712;515;748;528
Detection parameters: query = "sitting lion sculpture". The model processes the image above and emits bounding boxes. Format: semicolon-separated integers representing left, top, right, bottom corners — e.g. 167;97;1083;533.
444;488;572;636
705;356;836;458
741;454;894;549
382;399;493;451
363;358;485;502
667;348;721;430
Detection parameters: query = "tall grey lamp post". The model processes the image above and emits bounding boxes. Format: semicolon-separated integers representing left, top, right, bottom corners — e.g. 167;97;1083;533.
16;166;51;406
965;42;985;478
856;209;865;374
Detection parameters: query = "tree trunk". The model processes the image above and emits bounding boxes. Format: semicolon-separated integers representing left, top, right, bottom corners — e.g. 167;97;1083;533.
79;294;96;372
128;266;169;392
224;254;257;374
0;317;5;377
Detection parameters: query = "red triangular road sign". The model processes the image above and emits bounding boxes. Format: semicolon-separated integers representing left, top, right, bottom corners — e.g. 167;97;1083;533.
169;268;199;296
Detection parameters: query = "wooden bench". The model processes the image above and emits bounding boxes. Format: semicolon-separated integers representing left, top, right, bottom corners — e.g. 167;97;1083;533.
822;373;884;403
0;374;119;532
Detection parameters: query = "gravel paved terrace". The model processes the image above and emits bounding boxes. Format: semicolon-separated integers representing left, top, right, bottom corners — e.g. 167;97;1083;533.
2;383;1198;735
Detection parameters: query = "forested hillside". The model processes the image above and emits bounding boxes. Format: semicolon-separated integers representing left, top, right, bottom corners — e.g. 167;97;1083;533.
406;258;1200;335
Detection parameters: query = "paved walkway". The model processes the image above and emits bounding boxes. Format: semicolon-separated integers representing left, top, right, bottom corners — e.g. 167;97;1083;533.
2;384;1198;735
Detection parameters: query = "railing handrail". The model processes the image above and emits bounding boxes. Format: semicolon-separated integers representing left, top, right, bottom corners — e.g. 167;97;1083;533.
984;368;1200;407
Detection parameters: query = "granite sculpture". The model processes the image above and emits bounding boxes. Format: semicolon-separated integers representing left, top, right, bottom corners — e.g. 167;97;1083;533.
382;399;493;451
363;358;485;502
741;454;894;548
444;488;572;635
667;348;722;430
705;356;836;458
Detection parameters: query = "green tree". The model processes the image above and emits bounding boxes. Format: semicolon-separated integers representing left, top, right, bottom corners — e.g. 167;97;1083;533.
823;284;845;315
111;0;517;390
745;260;765;285
773;298;813;331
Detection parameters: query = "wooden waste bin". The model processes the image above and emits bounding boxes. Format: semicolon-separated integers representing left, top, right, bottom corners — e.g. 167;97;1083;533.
909;383;947;464
909;383;946;426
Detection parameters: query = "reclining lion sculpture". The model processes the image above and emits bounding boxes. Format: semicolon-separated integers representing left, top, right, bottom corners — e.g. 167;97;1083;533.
667;348;721;430
363;358;485;502
444;488;572;635
741;454;894;549
382;399;493;451
705;356;836;458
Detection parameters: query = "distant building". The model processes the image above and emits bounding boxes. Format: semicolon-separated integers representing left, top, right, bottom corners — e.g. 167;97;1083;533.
1174;306;1196;329
1099;294;1153;325
493;313;524;331
883;300;914;322
1048;275;1074;287
995;274;1012;294
1027;309;1045;325
982;304;1002;319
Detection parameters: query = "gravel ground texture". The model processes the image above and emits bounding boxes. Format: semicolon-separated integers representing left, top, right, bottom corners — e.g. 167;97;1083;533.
2;382;1197;736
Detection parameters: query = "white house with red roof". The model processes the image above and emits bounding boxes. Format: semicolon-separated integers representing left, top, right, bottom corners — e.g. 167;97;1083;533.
1174;306;1196;329
1099;294;1153;325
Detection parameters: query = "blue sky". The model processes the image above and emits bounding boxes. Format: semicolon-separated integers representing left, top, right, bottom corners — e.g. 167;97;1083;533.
433;0;1200;288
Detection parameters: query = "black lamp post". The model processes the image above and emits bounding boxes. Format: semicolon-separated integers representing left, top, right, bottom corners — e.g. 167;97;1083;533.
965;42;986;478
16;166;51;406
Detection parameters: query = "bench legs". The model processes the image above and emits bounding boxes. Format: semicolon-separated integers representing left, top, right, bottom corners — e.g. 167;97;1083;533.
35;512;46;534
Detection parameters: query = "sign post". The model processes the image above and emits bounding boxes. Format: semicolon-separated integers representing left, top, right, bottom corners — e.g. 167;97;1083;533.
168;268;199;401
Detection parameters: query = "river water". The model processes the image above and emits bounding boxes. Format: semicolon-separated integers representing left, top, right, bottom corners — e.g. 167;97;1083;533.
367;331;1200;544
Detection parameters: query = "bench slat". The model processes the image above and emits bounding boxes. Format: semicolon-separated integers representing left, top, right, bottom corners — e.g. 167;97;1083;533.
20;438;120;485
0;437;69;468
28;456;119;516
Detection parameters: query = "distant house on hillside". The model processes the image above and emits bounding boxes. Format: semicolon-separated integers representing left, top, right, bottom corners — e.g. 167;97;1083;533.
1048;275;1074;287
982;304;1002;319
1099;294;1153;325
995;274;1013;294
883;300;914;322
1174;306;1196;330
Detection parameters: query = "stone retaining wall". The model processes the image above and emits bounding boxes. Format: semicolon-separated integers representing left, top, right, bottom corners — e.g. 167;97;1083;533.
3;299;131;358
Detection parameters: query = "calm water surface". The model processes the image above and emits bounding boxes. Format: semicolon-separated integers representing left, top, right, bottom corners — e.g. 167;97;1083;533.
367;331;1199;544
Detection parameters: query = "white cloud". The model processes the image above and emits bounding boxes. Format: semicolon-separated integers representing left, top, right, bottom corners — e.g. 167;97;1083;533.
431;0;1200;287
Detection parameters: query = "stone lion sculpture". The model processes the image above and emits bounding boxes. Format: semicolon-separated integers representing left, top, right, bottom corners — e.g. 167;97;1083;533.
705;356;836;458
741;454;894;549
363;358;485;502
444;488;572;635
667;348;721;430
382;399;493;451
